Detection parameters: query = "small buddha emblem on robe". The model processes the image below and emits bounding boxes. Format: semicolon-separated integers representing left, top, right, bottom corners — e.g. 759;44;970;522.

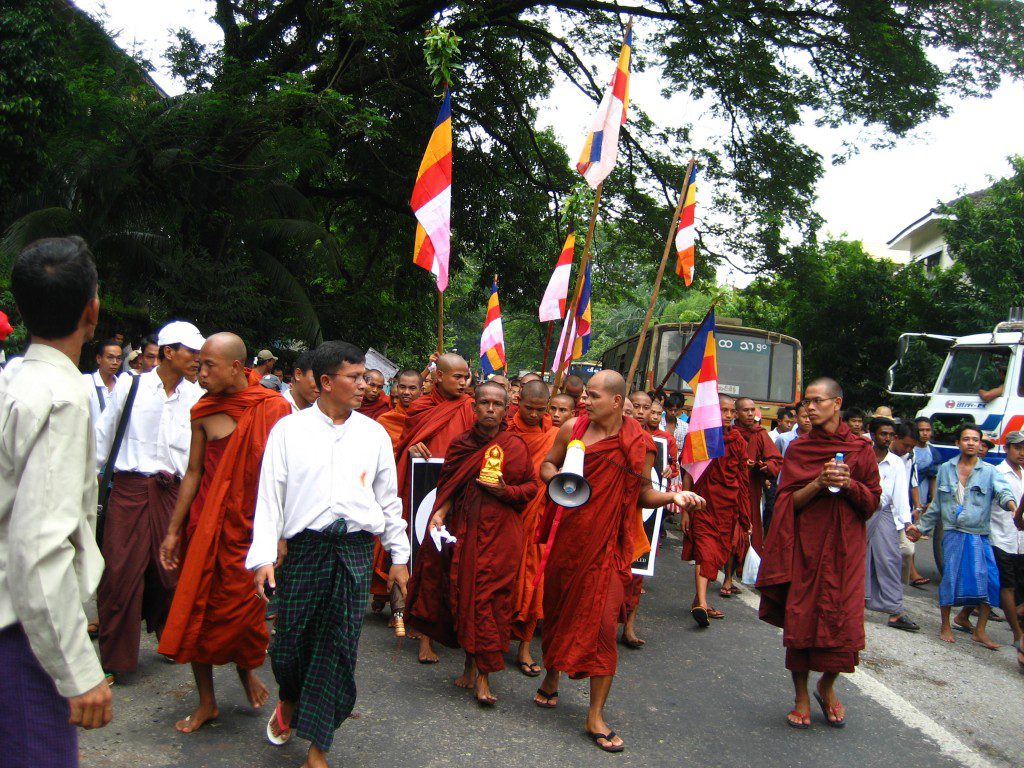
478;444;505;484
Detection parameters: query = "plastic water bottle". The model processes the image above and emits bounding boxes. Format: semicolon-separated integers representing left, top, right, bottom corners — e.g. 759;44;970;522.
827;452;844;494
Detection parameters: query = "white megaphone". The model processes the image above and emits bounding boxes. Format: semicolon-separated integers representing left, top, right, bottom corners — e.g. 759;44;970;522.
547;439;591;508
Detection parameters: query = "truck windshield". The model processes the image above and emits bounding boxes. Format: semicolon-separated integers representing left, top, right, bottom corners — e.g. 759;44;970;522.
937;347;1011;395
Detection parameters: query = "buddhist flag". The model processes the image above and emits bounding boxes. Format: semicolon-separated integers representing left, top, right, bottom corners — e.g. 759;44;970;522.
411;89;452;292
480;279;506;376
676;309;724;482
539;228;575;322
576;28;632;189
551;261;592;373
674;165;697;285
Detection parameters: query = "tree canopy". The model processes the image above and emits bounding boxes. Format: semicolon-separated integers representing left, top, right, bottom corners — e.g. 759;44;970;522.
2;1;1023;370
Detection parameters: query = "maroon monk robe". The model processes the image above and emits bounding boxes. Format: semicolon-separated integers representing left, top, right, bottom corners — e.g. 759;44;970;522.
539;415;655;679
757;422;880;673
735;422;782;555
358;392;392;420
681;428;748;579
406;427;538;673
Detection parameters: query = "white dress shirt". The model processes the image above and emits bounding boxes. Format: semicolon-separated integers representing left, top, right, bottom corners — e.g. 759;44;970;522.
877;451;912;529
247;403;410;570
82;370;116;428
95;368;202;477
1;345;105;697
990;461;1024;554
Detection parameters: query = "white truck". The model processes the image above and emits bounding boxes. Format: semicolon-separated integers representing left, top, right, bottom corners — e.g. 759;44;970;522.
887;312;1024;464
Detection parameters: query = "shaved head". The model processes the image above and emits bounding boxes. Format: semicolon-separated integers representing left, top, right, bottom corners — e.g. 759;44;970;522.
563;374;585;399
736;396;755;409
590;370;626;399
435;353;471;399
809;377;843;399
629;391;652;406
719;393;736;405
475;380;508;404
521;380;549;401
437;353;469;374
489;374;510;391
205;332;247;364
520;372;542;385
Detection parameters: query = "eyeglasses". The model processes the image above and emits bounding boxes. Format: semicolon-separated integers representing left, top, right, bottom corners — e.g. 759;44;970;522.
804;397;837;407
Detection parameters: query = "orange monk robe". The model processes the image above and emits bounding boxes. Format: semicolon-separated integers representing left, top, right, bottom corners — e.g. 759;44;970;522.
358;392;392;420
377;399;409;447
507;412;557;641
539;415;655;679
504;402;519;427
158;387;291;668
246;367;262;387
369;388;476;597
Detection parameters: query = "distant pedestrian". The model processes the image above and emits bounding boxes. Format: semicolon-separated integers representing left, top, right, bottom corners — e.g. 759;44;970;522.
1;237;113;766
83;338;122;426
987;431;1024;669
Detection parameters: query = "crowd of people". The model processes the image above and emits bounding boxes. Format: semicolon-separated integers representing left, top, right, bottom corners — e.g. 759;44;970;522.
1;236;1022;768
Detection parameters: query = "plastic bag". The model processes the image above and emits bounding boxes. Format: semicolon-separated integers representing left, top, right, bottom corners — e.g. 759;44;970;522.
741;545;761;585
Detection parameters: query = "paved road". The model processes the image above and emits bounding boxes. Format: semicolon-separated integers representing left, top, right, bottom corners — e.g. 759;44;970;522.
81;530;1018;768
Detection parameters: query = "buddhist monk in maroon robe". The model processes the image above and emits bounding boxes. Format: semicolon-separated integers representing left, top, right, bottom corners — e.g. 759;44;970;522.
734;397;783;558
376;369;422;446
681;394;748;627
536;371;704;753
758;378;881;729
372;353;474;662
507;381;558;676
406;382;538;705
157;333;291;733
356;368;391;419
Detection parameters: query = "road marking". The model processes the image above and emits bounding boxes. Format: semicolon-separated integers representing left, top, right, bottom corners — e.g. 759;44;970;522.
729;585;996;768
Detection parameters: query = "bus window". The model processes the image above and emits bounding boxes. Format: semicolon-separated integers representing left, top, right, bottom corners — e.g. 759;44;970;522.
938;347;1011;395
769;342;797;403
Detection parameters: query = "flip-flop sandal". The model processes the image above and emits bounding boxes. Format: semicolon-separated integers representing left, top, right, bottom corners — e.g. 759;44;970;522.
719;587;733;598
587;730;625;753
518;661;542;677
104;672;116;687
534;688;558;708
952;623;973;634
691;606;710;628
266;702;292;745
729;585;742;594
707;607;725;620
813;691;845;728
786;710;810;729
910;577;930;587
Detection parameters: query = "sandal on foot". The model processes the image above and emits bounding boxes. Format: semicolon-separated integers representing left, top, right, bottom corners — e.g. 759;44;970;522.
729;585;742;594
707;606;725;620
518;661;542;677
719;587;733;598
813;691;845;728
587;730;625;753
910;577;930;588
266;702;292;745
691;606;710;628
952;623;973;634
786;710;810;729
534;688;558;708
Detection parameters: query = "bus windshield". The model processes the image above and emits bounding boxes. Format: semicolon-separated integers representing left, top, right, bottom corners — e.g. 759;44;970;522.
657;328;797;403
937;346;1011;395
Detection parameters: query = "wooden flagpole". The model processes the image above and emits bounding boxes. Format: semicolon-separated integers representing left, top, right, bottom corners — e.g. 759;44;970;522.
540;321;554;374
553;182;602;391
436;288;444;355
624;157;696;396
653;299;718;395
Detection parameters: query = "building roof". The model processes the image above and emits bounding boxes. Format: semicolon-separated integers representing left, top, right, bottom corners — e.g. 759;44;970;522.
886;189;989;250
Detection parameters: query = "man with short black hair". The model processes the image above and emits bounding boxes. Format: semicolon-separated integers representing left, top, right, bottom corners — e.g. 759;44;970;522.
1;237;113;763
769;408;795;443
775;401;811;457
548;393;574;428
284;350;317;413
865;417;919;633
137;335;160;375
989;430;1024;668
251;341;409;767
842;408;867;438
95;320;205;682
84;338;122;426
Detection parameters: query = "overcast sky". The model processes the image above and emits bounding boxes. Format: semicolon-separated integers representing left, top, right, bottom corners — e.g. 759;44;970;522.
80;1;1024;280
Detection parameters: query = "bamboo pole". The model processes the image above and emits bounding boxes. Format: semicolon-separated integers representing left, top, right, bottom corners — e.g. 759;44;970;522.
624;157;696;396
540;321;554;374
553;183;602;391
436;288;444;355
653;300;718;395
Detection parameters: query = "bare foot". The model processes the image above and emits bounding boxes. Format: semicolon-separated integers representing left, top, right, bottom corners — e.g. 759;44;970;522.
475;674;497;706
418;636;439;664
939;626;956;643
237;667;269;709
302;743;330;768
175;703;219;733
972;631;1001;650
454;659;478;689
621;630;645;648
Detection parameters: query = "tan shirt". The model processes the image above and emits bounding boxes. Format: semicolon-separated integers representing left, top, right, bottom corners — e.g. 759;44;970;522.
0;344;105;697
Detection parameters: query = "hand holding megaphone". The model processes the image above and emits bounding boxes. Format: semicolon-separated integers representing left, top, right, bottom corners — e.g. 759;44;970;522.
547;439;591;508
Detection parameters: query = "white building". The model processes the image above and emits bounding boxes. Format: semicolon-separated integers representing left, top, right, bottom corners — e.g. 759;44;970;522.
885;190;987;276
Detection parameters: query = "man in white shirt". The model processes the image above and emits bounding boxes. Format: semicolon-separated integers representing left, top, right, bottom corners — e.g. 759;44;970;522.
1;237;112;764
250;341;409;766
768;406;795;443
991;431;1024;668
865;417;920;632
94;320;204;680
283;349;317;413
83;337;122;426
775;401;811;457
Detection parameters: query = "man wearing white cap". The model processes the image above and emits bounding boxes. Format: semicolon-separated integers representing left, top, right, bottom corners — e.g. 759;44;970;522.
248;348;278;386
94;320;205;681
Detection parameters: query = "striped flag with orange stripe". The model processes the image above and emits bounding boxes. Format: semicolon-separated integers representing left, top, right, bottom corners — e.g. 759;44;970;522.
539;228;575;322
576;28;632;189
411;89;453;292
479;278;506;376
674;165;697;285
